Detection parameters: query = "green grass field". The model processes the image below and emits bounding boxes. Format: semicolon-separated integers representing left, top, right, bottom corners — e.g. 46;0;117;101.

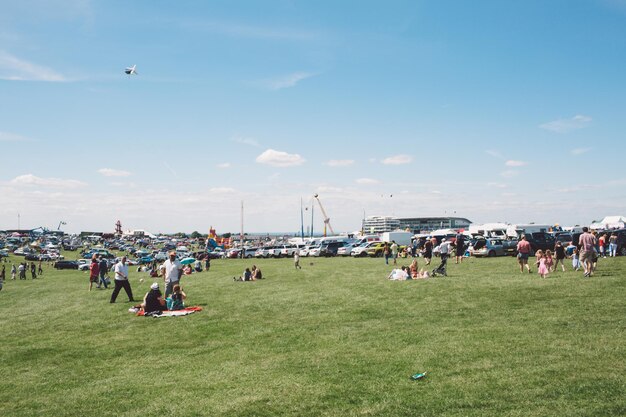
1;254;625;416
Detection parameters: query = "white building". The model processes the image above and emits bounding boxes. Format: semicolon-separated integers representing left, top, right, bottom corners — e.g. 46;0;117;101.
362;216;401;234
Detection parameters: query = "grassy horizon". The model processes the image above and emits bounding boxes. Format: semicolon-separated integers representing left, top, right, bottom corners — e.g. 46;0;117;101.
1;254;625;416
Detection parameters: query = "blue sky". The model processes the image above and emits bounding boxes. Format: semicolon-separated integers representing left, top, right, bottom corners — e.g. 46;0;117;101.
1;0;625;234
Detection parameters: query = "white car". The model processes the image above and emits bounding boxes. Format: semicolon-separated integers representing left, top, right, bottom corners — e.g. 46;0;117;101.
351;241;380;257
336;243;358;256
308;245;322;257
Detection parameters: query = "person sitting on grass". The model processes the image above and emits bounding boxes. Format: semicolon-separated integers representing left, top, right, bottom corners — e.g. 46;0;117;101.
252;265;263;280
168;284;187;311
234;268;252;282
141;282;166;314
409;259;419;278
183;264;193;275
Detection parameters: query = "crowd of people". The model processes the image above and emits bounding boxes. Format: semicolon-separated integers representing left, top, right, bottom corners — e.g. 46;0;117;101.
517;227;610;278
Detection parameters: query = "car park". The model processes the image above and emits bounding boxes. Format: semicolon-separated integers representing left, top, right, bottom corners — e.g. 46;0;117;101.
336;242;358;256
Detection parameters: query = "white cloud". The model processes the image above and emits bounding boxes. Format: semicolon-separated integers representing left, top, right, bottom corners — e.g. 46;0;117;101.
232;137;261;147
355;178;380;185
485;150;504;159
382;154;412;165
265;72;316;90
217;163;231;169
256;149;305;167
539;115;592;133
0;131;30;142
209;187;235;193
487;182;508;189
571;147;591;155
325;159;355;167
98;168;131;177
500;170;519;178
505;160;527;167
0;50;66;82
10;174;86;188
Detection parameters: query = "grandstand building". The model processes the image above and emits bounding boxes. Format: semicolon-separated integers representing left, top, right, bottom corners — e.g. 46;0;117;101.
362;216;472;234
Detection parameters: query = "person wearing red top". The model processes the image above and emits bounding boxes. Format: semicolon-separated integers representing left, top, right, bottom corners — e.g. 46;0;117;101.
89;256;100;291
516;235;532;273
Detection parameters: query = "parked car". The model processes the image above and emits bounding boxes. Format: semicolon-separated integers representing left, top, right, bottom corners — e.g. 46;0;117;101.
279;245;299;258
351;241;380;257
525;232;556;252
54;260;79;270
25;253;41;261
336;242;358;257
308;245;323;257
319;241;345;257
243;247;258;258
552;231;581;247
0;249;9;258
469;238;507;257
366;242;387;257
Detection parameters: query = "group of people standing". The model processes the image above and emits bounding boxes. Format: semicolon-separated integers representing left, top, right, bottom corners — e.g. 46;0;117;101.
5;261;43;280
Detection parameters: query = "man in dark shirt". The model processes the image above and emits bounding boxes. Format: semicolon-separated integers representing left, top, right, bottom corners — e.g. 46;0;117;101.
143;282;166;314
98;257;109;289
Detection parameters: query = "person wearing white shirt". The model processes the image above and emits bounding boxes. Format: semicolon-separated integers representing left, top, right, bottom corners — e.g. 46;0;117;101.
110;256;134;303
160;251;183;297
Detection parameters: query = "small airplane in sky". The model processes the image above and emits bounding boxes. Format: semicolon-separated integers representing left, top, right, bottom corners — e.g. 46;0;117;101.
124;65;137;75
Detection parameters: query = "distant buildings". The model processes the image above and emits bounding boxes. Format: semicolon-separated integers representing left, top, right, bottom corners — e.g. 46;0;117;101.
362;216;472;234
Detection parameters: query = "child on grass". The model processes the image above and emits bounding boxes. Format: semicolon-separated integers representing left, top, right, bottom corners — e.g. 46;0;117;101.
545;250;554;272
168;284;186;310
535;250;549;278
571;248;581;271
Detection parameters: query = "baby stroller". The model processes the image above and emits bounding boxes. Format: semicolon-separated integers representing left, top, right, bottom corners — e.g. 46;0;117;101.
432;254;448;277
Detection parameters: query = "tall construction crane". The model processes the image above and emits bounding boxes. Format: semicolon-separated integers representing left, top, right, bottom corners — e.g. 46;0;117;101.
313;193;335;236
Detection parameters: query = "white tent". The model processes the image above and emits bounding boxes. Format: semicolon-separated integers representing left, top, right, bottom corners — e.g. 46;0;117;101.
589;216;626;230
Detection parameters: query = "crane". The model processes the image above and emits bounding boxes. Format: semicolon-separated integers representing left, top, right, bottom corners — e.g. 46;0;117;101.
313;193;334;236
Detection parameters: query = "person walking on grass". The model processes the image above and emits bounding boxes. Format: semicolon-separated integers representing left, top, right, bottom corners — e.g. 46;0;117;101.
516;235;532;273
454;232;466;264
89;256;100;291
383;242;391;265
390;241;399;265
98;256;109;289
110;256;134;303
294;249;302;269
11;264;16;280
554;241;566;272
578;227;597;278
30;262;37;279
38;260;43;275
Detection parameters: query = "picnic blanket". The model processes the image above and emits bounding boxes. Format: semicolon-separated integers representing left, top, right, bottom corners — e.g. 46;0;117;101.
137;306;202;318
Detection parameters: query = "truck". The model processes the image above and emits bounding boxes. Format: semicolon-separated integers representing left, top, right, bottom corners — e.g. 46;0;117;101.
380;231;412;246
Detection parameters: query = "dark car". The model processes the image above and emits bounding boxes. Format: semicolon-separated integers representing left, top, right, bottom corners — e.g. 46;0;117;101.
54;260;79;270
524;232;556;252
25;253;41;261
553;231;581;247
319;241;345;257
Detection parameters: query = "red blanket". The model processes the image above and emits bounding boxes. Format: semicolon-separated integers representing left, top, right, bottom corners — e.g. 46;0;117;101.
137;306;203;317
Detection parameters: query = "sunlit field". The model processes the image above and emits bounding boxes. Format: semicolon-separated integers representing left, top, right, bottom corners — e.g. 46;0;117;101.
1;254;625;417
